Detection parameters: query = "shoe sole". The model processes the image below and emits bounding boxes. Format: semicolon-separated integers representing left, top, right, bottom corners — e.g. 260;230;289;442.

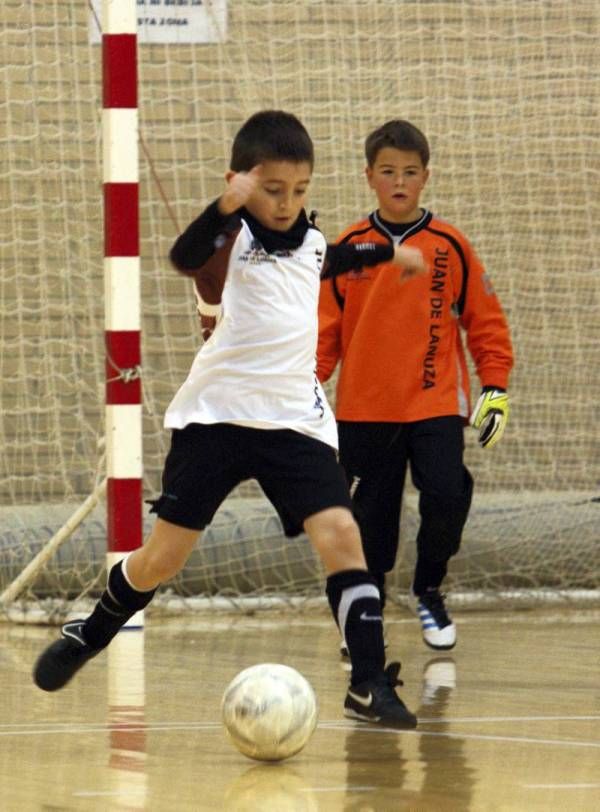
423;637;457;651
33;643;99;692
344;707;418;730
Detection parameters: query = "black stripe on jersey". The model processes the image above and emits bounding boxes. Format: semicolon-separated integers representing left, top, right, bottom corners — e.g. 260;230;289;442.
330;225;374;311
369;213;395;243
331;277;345;311
371;210;433;243
425;226;469;317
339;225;374;244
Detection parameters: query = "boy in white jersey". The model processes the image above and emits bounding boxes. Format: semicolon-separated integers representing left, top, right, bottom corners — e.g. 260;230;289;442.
33;111;424;729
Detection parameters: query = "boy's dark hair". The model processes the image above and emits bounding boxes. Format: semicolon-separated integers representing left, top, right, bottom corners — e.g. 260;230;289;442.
230;110;314;172
365;120;430;168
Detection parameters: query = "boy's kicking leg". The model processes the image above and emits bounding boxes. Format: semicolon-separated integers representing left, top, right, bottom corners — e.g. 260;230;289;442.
305;507;417;729
33;519;199;691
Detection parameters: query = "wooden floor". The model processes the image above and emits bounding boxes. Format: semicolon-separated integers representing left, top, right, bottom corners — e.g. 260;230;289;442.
1;607;599;811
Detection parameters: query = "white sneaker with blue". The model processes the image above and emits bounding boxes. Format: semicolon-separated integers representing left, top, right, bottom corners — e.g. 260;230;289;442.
414;588;456;650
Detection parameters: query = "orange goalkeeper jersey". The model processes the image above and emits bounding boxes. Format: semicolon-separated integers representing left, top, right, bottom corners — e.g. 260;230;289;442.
317;210;514;422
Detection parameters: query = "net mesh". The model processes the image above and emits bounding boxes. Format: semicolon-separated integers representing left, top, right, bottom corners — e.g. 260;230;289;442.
1;1;599;618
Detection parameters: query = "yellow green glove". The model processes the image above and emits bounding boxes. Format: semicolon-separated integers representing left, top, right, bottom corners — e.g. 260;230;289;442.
469;388;509;449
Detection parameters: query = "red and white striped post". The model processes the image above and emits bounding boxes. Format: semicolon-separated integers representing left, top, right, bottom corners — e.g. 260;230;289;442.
102;0;143;623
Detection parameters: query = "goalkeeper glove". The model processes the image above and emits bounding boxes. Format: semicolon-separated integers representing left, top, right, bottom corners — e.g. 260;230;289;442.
469;387;509;449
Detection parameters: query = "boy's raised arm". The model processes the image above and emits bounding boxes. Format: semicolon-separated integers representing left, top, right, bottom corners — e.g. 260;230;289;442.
322;242;426;280
170;166;262;273
321;241;392;279
169;200;238;273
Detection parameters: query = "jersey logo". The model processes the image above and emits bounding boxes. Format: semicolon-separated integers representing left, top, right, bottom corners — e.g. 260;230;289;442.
312;378;325;418
239;241;285;265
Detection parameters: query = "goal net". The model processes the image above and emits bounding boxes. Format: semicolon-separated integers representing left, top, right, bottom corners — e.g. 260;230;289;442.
1;1;599;621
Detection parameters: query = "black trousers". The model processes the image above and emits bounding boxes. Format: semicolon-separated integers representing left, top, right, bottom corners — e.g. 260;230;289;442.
338;416;473;593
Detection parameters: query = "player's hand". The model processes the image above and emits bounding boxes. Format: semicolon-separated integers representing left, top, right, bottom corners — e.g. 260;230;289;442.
392;244;427;282
470;387;509;449
218;165;262;215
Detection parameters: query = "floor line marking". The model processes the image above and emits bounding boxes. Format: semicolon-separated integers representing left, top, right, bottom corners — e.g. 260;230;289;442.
302;786;376;793
0;723;222;737
416;729;600;749
3;718;599;752
418;714;600;724
317;724;600;750
73;791;145;798
1;713;596;733
522;783;600;789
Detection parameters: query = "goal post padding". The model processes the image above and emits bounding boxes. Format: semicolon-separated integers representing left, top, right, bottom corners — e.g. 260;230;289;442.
1;491;598;622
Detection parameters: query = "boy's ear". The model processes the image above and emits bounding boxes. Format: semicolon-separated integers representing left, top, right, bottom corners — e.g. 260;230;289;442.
365;165;374;188
225;170;236;183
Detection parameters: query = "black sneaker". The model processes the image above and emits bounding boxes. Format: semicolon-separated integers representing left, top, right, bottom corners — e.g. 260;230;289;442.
344;662;417;729
414;588;456;650
33;620;101;692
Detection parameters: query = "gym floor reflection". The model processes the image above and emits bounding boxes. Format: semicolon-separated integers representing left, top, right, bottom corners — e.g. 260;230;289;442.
1;607;598;811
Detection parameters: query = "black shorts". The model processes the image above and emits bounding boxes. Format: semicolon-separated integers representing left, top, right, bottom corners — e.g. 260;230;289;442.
149;423;352;536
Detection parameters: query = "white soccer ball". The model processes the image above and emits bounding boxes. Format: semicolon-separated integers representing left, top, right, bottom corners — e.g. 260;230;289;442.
221;663;318;761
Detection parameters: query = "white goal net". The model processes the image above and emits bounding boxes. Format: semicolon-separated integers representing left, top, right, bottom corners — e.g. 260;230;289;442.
1;1;599;621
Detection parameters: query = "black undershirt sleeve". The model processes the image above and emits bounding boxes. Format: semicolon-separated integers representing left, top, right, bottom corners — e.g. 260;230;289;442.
321;241;394;280
170;205;393;280
169;200;239;274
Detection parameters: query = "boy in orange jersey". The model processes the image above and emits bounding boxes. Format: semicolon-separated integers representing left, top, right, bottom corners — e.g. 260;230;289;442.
317;119;513;651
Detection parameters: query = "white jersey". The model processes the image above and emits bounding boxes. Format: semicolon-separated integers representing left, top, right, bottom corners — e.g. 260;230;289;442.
164;217;338;449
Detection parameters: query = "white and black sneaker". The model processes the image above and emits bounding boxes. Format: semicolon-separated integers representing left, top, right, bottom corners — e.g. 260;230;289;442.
33;620;101;692
344;662;417;729
415;589;456;650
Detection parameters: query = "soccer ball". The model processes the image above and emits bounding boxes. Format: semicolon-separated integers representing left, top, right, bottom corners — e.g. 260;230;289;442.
221;663;318;762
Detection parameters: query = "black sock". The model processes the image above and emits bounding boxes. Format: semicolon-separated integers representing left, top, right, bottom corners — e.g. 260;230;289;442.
326;569;385;686
413;556;447;597
373;571;387;610
83;560;156;649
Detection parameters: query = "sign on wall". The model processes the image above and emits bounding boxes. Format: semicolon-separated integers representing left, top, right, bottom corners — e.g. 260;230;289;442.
90;0;228;44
